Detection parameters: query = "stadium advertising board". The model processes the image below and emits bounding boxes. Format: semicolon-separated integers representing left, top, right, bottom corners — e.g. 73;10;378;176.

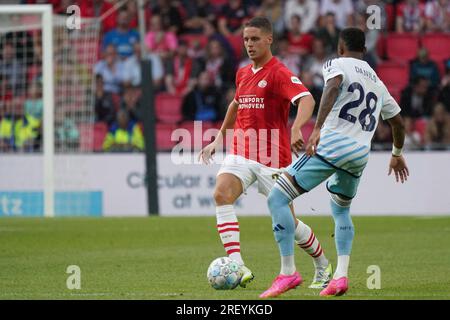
0;153;449;216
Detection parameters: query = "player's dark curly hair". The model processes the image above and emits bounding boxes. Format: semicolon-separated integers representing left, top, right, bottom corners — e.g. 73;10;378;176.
340;27;366;52
244;16;273;35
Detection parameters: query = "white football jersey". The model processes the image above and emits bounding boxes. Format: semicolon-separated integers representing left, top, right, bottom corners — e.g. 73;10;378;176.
316;57;401;176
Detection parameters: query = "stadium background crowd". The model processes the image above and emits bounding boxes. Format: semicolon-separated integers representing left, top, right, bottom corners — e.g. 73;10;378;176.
0;0;449;153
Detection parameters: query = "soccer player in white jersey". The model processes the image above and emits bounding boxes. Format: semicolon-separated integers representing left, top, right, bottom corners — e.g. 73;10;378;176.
261;28;409;298
199;17;332;290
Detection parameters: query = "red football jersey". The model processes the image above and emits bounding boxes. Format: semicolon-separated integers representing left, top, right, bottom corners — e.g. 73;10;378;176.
231;57;311;168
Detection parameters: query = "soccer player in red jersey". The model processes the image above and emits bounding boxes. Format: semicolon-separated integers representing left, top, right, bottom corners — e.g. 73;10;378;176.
198;17;332;289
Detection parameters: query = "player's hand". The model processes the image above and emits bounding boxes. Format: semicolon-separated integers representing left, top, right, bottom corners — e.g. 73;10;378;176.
305;128;321;156
198;141;217;165
388;155;409;183
290;127;304;157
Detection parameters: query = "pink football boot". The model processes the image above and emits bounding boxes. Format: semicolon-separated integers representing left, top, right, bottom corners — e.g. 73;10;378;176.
259;271;303;298
320;277;349;296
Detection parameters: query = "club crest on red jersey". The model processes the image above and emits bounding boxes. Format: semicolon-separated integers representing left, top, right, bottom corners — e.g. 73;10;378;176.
258;80;267;88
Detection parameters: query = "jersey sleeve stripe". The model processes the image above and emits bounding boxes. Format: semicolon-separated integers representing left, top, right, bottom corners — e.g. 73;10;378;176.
290;91;311;104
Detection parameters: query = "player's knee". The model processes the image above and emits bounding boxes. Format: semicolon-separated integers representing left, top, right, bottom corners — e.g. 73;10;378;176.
214;187;235;205
330;193;352;209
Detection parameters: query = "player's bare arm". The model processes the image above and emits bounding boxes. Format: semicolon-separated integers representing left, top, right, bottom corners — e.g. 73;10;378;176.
387;114;410;183
198;100;238;164
306;75;343;156
291;94;315;157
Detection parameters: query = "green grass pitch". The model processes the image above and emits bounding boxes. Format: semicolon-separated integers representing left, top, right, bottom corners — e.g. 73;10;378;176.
0;216;449;300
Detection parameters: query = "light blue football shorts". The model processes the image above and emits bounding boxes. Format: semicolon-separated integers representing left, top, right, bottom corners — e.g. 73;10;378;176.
285;154;362;199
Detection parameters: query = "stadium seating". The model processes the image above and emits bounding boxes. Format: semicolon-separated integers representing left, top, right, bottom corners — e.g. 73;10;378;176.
377;62;409;94
421;33;450;65
376;35;386;60
385;33;420;62
155;93;183;124
385;3;395;31
156;123;177;150
414;118;428;143
175;121;218;150
78;122;108;152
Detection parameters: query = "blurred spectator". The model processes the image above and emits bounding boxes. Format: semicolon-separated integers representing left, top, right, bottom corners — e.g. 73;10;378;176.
424;0;450;33
238;56;252;69
78;0;117;33
102;109;144;152
424;103;450;148
94;75;116;125
144;14;178;60
182;0;216;34
219;87;236;119
302;38;333;90
372;120;393;150
314;12;341;55
438;59;450;110
102;9;139;59
181;71;221;121
403;117;423;150
120;86;142;122
409;48;440;89
150;0;183;34
276;38;301;76
203;21;237;65
400;76;435;118
14;110;41;152
396;0;425;33
164;40;200;96
320;0;355;29
94;44;125;94
355;12;379;68
200;39;235;90
254;0;285;37
123;42;164;91
0;41;25;94
24;82;43;122
0;101;17;152
298;70;322;117
218;0;249;36
284;0;319;34
285;15;314;56
125;0;140;30
55;109;80;151
54;0;75;15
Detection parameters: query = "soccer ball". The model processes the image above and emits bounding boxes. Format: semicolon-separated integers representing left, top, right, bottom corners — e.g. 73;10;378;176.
207;257;242;290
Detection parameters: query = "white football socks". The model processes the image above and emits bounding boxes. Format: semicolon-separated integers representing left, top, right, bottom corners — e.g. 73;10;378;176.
280;255;296;275
216;205;244;265
334;255;350;279
295;219;329;269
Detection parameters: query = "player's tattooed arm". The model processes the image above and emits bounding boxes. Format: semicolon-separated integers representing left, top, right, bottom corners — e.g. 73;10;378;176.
387;113;409;183
305;75;342;156
387;113;405;150
198;100;238;164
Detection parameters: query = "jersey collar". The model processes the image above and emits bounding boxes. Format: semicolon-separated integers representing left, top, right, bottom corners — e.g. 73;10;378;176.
251;56;277;74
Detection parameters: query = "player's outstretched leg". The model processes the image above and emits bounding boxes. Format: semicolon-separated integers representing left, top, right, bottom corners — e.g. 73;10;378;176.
214;174;254;288
294;219;332;289
260;175;302;298
320;194;354;297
